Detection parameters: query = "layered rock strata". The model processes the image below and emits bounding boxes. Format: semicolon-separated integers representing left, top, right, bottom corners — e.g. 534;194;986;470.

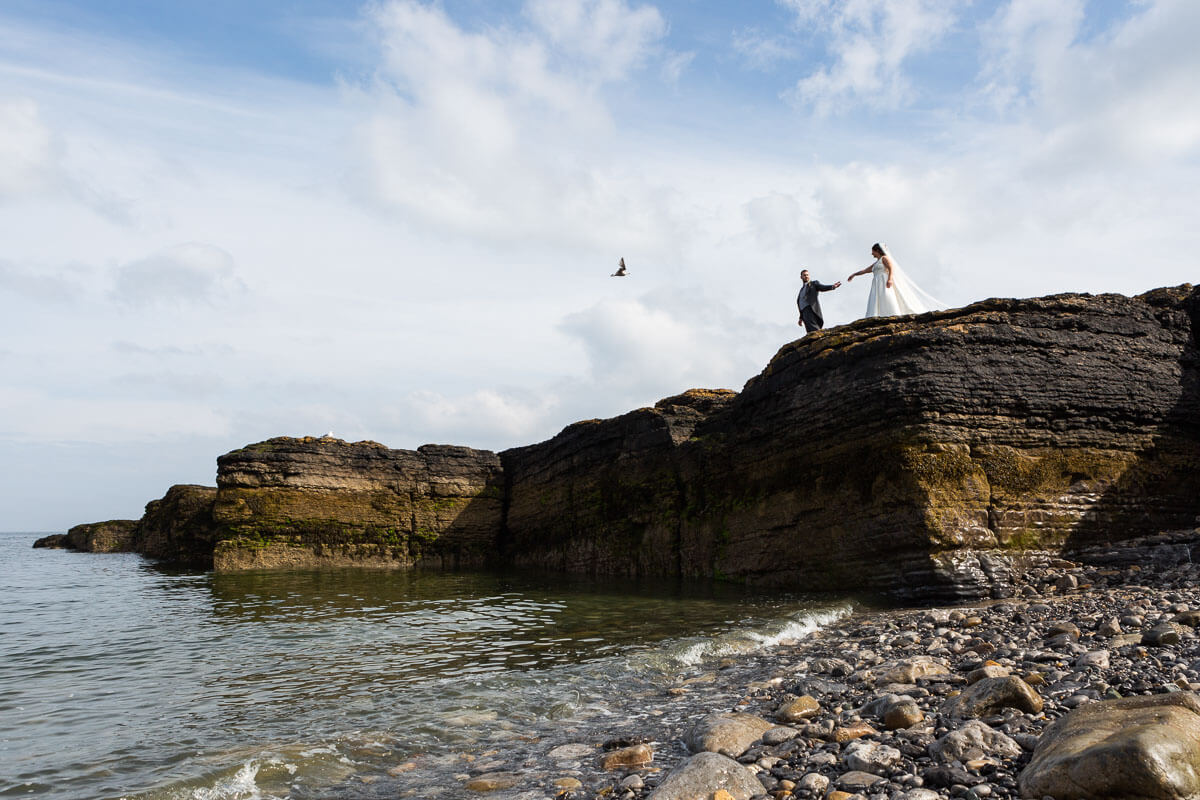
502;389;737;577
55;285;1200;598
65;519;139;552
211;437;503;571
503;285;1199;598
136;484;219;567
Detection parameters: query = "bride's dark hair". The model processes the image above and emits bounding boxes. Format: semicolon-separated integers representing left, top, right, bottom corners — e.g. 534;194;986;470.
872;242;888;255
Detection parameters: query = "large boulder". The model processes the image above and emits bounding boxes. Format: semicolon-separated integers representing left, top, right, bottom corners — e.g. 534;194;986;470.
684;713;774;758
1019;693;1200;799
212;437;504;571
941;676;1043;718
64;520;138;552
646;752;766;800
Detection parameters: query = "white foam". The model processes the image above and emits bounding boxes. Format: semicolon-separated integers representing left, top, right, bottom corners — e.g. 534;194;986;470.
630;603;853;673
190;762;262;800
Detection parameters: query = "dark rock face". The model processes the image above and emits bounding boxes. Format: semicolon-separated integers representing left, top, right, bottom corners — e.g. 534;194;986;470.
136;485;219;567
31;534;69;549
211;437;503;570
53;285;1200;597
502;389;737;576
500;286;1200;599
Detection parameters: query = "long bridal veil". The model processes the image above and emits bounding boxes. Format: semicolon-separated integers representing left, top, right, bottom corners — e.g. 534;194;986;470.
865;246;943;317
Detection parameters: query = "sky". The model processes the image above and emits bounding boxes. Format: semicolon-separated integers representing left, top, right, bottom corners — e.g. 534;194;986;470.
2;0;1197;531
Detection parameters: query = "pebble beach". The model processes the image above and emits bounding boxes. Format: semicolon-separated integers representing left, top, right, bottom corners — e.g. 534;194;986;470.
454;531;1200;800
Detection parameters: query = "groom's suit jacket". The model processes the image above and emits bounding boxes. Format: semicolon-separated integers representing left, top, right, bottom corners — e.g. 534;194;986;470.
796;280;837;326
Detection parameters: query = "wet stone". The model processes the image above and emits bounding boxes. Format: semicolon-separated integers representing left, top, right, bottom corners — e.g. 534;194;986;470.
1174;610;1200;628
930;720;1022;763
1020;693;1200;800
941;676;1044;718
1143;623;1186;647
465;772;520;792
836;770;887;791
1047;620;1082;639
831;722;878;743
967;665;1010;684
884;700;924;730
761;726;798;745
548;743;595;760
775;695;820;723
685;713;773;758
1075;650;1111;669
602;743;653;770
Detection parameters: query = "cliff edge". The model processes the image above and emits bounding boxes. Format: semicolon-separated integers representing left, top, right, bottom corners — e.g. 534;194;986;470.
501;285;1198;599
58;285;1199;599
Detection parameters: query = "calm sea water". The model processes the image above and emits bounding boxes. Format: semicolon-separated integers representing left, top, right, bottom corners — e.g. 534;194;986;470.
0;532;851;800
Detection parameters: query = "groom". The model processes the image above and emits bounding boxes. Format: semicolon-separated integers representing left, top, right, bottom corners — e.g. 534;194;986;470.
796;269;842;333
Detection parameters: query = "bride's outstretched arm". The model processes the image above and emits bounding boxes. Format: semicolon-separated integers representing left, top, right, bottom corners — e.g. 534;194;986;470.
846;264;873;282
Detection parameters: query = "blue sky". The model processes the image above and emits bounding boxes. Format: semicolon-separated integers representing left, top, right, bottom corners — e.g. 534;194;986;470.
2;0;1198;529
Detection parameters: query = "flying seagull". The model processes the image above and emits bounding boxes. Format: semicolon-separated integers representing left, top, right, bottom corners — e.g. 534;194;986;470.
611;257;627;277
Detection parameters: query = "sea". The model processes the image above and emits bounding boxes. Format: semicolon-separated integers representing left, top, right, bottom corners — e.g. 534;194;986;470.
0;531;853;800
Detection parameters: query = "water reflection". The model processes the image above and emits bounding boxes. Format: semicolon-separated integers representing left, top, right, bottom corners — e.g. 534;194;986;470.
3;533;848;800
202;568;805;678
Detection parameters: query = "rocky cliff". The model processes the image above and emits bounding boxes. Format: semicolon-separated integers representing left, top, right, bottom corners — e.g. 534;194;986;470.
136;484;219;567
501;285;1198;598
211;437;503;570
55;285;1199;599
65;519;139;552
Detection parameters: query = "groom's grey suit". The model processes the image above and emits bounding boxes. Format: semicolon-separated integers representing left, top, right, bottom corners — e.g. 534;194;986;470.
797;279;837;332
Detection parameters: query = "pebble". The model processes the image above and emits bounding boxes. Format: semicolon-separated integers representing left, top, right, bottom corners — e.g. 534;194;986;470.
798;772;829;793
884;700;924;730
601;743;652;770
775;695;820;722
385;545;1200;800
1143;623;1185;646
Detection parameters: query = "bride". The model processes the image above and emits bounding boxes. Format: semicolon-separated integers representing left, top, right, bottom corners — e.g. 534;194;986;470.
846;243;941;317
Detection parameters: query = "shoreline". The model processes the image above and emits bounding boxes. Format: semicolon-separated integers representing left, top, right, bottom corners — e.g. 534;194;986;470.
431;531;1200;800
13;529;1200;799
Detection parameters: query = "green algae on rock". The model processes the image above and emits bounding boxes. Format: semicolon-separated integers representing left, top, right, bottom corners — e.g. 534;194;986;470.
56;285;1200;600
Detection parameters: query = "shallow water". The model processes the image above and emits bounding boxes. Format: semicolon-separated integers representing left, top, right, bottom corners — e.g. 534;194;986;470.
0;532;852;799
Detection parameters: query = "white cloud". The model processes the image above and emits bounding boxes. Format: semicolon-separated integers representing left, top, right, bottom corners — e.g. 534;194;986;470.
781;0;966;112
977;0;1085;112
354;0;674;248
560;287;782;397
660;50;695;85
524;0;667;82
977;0;1200;169
732;29;796;71
398;387;561;444
0;259;87;304
0;1;1198;530
0;97;55;198
0;386;232;443
110;243;245;308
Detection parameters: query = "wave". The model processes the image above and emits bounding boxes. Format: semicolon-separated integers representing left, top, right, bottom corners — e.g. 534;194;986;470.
627;602;852;674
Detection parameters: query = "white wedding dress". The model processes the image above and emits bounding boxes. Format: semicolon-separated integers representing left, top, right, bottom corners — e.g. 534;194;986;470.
864;257;942;318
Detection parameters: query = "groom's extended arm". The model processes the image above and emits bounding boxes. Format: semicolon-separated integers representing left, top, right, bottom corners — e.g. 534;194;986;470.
812;280;842;291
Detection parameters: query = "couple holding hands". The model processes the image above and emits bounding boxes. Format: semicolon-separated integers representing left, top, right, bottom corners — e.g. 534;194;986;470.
797;243;941;333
